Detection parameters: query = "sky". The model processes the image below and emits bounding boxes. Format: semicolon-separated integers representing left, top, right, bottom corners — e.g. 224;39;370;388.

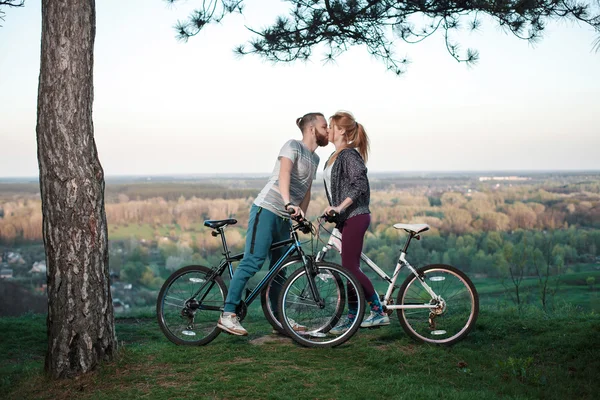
1;0;599;178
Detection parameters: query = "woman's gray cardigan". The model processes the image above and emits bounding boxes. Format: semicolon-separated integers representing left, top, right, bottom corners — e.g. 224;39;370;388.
324;148;371;228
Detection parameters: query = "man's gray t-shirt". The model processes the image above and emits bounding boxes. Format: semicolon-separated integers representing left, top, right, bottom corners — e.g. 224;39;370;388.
254;140;320;218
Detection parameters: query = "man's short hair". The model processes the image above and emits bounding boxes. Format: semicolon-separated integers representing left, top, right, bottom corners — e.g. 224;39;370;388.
296;112;324;132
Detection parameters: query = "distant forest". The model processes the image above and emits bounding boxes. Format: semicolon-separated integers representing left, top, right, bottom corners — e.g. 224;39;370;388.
1;173;599;301
2;172;598;240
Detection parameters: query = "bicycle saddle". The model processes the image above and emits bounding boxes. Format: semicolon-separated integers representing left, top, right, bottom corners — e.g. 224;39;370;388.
393;223;429;234
204;219;238;229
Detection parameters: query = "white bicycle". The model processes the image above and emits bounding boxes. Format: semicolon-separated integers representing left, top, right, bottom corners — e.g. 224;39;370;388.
278;213;479;347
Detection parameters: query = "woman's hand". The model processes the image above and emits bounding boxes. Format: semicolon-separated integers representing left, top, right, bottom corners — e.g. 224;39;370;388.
324;198;352;217
323;205;342;216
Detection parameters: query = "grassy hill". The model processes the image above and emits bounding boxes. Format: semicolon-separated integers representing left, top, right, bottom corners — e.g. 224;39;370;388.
1;306;599;399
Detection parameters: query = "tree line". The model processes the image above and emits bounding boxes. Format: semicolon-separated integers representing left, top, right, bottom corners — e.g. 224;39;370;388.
1;182;598;243
5;180;597;303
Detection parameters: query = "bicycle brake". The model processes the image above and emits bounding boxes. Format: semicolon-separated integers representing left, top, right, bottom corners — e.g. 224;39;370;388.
323;211;338;223
307;256;319;276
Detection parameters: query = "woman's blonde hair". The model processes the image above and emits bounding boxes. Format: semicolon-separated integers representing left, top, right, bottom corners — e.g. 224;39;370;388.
329;111;370;162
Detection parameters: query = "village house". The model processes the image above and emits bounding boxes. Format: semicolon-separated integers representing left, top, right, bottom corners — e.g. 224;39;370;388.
0;268;14;279
29;261;47;274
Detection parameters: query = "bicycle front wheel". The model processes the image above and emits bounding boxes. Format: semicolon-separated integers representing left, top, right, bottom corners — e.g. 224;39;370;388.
260;256;306;335
396;264;479;345
157;265;227;345
279;261;364;348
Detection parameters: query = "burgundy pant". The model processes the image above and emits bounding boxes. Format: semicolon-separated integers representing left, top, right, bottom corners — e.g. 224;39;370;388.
339;213;375;305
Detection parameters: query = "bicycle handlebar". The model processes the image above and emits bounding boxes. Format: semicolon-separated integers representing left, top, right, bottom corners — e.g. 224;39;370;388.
321;211;338;224
286;208;312;234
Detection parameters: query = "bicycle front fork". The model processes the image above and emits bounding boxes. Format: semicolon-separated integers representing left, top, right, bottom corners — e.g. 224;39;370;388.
305;256;325;308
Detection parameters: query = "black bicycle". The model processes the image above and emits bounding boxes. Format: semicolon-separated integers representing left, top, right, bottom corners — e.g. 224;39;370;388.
156;215;363;346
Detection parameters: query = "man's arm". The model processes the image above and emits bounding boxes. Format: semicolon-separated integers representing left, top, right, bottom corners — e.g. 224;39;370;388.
279;157;293;205
299;180;312;214
279;156;302;217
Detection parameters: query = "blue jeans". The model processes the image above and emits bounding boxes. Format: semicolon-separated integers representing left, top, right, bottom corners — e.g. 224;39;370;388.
223;204;290;313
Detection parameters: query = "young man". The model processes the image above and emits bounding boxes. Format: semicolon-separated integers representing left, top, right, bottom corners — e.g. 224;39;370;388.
217;112;329;335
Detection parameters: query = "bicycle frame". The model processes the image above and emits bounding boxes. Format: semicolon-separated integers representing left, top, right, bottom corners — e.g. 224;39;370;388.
191;218;314;309
242;236;306;306
315;224;440;311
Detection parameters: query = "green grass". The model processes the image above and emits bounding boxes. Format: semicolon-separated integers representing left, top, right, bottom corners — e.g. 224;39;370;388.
471;266;600;311
1;306;599;399
107;222;217;241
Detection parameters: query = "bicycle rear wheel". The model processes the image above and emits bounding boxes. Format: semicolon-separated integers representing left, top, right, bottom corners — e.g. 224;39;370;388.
278;262;364;348
157;265;227;345
396;264;479;345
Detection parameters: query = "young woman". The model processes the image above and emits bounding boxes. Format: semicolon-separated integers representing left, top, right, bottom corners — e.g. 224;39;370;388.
323;111;389;334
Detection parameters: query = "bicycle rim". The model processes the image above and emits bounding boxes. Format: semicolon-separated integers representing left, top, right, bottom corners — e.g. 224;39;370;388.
397;264;479;345
157;265;226;345
279;262;365;348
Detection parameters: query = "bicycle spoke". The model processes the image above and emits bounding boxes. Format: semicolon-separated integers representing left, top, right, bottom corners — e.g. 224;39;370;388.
157;266;227;346
279;263;365;347
397;265;478;345
259;258;309;335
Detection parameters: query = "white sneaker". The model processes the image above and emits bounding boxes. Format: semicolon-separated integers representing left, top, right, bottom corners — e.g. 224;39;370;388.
329;319;354;335
217;313;248;336
288;318;307;332
361;311;390;328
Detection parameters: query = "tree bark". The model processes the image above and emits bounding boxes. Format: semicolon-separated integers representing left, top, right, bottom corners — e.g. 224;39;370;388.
37;0;116;379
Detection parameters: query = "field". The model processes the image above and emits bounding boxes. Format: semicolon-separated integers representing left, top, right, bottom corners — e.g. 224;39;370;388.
1;305;599;399
1;172;599;398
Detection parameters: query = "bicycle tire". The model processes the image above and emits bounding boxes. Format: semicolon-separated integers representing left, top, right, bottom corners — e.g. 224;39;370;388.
278;261;364;348
157;265;227;346
396;264;479;345
260;256;307;335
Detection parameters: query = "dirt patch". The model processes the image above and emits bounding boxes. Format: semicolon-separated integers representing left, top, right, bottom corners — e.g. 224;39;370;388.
398;343;418;355
11;355;195;400
372;341;418;355
249;333;293;346
222;357;255;365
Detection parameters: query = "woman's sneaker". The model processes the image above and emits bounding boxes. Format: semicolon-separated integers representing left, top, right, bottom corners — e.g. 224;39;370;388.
273;318;308;334
329;319;354;335
217;313;248;336
360;311;390;328
288;318;307;332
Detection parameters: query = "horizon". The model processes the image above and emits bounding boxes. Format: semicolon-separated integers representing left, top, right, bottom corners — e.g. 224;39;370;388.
1;169;599;184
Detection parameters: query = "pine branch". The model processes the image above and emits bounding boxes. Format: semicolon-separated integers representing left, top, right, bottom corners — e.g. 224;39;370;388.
0;0;24;27
166;1;600;74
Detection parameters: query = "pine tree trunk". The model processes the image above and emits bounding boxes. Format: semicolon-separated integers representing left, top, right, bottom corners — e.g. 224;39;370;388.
37;0;116;379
